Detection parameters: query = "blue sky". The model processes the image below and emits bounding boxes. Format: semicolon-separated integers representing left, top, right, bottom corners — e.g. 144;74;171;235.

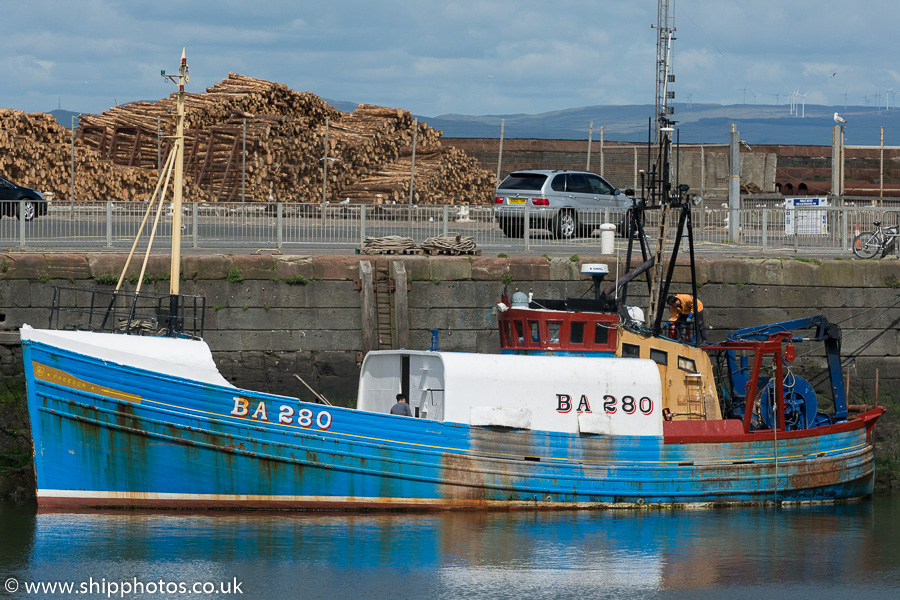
3;1;898;117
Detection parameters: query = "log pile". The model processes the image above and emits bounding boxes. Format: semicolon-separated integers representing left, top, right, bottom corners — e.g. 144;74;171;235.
0;109;157;203
65;73;497;205
339;145;496;204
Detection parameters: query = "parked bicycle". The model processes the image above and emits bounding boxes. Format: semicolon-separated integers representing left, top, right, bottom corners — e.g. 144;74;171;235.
852;220;899;259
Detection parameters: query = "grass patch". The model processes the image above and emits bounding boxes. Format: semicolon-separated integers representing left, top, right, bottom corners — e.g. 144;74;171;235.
281;275;308;285
226;267;244;283
94;273;118;285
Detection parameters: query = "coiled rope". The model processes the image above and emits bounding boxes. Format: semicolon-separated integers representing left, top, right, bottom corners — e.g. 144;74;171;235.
421;232;477;254
361;236;418;253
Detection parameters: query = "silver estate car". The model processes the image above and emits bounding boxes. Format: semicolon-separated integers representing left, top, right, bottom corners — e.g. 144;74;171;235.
494;170;629;239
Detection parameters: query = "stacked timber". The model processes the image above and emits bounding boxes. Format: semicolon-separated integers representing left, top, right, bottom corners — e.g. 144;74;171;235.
68;73;496;205
340;145;496;204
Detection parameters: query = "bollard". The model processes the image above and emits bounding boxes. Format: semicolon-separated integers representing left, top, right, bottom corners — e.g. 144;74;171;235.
600;223;616;254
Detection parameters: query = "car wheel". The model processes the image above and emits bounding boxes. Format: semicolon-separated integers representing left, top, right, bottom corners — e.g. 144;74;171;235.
553;210;578;239
500;218;523;238
16;200;37;221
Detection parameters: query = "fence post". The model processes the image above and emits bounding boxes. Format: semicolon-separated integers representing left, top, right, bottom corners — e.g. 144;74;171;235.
17;201;25;248
762;209;768;252
192;202;198;248
106;201;113;247
277;202;283;249
524;204;530;251
360;205;367;245
443;205;449;235
840;206;847;251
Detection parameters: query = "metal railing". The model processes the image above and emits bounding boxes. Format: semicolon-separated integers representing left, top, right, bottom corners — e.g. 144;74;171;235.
1;200;898;256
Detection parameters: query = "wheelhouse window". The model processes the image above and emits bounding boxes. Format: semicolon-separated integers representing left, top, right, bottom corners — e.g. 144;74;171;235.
569;321;585;344
622;343;640;358
677;356;698;373
529;321;541;344
514;320;525;344
548;321;562;344
650;348;668;365
594;322;610;346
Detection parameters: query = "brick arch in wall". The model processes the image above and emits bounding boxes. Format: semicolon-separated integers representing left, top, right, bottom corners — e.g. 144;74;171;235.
775;181;830;196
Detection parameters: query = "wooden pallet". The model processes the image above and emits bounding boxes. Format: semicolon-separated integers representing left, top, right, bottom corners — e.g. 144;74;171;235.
423;248;482;256
356;247;424;255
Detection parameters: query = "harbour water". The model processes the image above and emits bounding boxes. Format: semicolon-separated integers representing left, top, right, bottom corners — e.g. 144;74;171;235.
2;494;899;600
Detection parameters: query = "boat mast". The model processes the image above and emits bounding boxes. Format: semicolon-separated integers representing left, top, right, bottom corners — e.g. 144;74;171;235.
160;49;189;334
169;49;188;294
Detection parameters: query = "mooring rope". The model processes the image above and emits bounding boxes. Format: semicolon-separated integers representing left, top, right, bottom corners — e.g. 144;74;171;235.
361;236;418;253
421;232;477;254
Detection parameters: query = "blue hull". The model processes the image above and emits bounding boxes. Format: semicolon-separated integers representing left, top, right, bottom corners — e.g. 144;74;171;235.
23;336;880;510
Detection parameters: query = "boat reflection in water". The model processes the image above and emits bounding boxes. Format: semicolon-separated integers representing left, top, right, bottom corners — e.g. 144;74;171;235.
4;498;899;599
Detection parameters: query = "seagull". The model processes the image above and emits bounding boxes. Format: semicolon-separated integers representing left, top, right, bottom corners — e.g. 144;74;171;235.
830;72;837;78
834;112;847;124
739;140;752;151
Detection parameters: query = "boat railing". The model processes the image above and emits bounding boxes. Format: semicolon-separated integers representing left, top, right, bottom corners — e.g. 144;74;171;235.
48;286;206;339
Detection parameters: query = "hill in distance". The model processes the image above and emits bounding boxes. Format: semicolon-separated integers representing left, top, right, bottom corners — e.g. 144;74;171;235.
413;103;900;147
47;99;900;147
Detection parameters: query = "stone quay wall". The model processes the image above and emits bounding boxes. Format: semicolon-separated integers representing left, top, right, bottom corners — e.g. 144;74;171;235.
1;253;898;405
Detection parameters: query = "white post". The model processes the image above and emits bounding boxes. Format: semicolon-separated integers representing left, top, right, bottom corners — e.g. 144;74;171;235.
496;119;505;186
586;121;593;171
409;117;417;205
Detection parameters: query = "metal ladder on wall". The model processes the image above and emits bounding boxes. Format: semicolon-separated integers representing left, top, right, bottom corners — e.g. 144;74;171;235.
359;260;409;354
373;262;396;349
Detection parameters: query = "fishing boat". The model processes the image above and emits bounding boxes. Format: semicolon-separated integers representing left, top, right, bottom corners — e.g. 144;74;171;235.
20;50;884;510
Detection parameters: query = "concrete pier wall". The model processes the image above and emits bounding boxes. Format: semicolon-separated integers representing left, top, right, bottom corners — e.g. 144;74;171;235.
1;253;898;405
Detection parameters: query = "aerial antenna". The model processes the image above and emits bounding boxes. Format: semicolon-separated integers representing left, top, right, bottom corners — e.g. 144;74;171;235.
652;0;676;143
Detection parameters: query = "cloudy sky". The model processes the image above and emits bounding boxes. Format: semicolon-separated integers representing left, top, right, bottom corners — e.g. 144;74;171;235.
3;1;898;117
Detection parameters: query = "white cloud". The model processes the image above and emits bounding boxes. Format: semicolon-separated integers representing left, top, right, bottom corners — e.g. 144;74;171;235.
2;0;899;116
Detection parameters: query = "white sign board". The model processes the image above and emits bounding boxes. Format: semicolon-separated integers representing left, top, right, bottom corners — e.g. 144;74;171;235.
785;197;829;235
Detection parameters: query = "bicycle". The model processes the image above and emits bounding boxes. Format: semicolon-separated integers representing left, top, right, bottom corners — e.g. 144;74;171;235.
852;221;899;259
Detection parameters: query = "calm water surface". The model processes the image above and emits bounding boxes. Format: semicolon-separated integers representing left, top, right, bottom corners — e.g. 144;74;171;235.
2;495;899;600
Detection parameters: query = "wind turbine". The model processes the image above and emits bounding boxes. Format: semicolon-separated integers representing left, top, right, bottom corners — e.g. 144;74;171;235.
737;86;748;105
789;87;800;116
841;88;849;110
800;90;810;118
882;85;895;110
